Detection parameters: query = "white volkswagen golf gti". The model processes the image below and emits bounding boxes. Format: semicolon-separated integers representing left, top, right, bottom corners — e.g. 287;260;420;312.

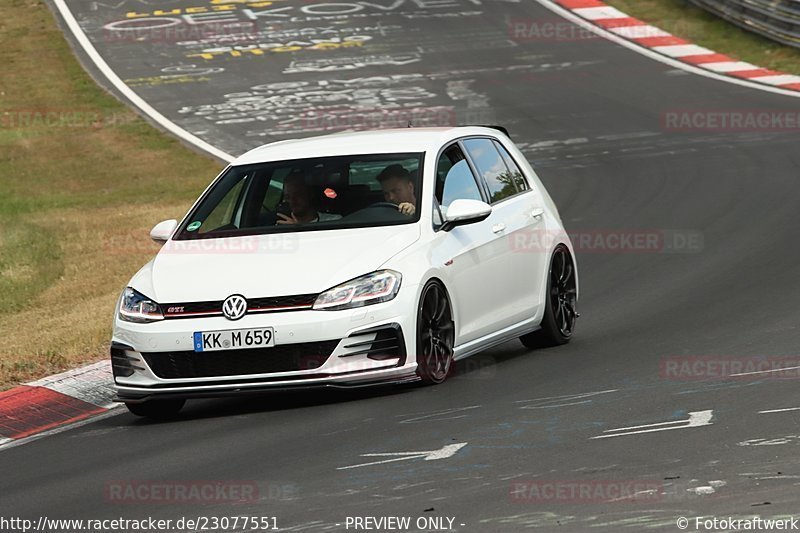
112;127;578;417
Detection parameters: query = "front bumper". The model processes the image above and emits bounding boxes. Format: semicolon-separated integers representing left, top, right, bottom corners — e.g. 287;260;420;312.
111;296;419;402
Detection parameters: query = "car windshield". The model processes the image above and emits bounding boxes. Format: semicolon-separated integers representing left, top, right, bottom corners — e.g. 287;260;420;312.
175;153;423;239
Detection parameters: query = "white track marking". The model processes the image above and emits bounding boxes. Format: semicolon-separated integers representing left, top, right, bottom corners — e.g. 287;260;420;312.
514;389;617;403
51;0;234;163
759;407;800;414
730;365;800;377
591;410;713;439
515;389;617;409
738;435;800;446
536;0;800;98
337;442;467;470
607;488;659;502
398;405;481;424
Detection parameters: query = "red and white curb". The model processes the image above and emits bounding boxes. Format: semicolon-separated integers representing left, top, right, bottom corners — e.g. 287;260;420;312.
0;361;118;446
545;0;800;95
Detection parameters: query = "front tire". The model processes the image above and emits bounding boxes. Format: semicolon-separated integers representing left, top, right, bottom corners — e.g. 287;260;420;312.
125;399;185;419
415;281;455;384
520;245;578;348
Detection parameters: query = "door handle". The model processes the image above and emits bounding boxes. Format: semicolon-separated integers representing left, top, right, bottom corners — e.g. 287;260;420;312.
530;208;544;220
492;223;506;234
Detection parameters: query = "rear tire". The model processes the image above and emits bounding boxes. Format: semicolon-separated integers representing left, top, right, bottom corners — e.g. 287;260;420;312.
125;399;185;419
415;281;455;384
520;245;578;349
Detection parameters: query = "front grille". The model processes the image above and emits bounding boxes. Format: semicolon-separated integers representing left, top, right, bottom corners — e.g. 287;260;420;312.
141;340;339;379
162;293;318;319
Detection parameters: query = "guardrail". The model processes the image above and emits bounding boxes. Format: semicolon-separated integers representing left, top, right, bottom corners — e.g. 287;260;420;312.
688;0;800;49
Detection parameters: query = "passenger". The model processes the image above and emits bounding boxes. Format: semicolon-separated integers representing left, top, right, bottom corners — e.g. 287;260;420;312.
376;164;417;216
277;171;342;225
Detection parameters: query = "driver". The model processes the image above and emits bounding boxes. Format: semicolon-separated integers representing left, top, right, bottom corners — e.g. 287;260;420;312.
277;171;342;225
376;164;416;216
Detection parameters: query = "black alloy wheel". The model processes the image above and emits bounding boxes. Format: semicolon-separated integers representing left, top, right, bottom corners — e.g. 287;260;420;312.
416;281;455;384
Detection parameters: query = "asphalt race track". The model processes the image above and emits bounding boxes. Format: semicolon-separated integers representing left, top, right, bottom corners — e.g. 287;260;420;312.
4;0;800;530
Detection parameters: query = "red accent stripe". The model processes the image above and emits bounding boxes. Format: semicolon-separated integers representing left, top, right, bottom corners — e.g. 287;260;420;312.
556;0;605;8
778;82;800;91
729;69;783;79
633;35;688;47
681;53;733;64
165;311;222;317
593;17;646;29
0;386;105;440
249;305;311;312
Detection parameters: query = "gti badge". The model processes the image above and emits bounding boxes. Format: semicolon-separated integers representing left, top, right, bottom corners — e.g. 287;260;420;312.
222;294;247;321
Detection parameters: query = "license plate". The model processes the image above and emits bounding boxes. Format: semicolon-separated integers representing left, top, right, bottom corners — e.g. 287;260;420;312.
193;328;275;352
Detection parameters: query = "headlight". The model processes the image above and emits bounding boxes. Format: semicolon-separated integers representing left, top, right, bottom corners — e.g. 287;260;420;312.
119;287;164;323
314;270;402;311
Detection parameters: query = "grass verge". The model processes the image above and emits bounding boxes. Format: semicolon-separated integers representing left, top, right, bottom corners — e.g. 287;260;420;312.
604;0;800;75
0;0;223;389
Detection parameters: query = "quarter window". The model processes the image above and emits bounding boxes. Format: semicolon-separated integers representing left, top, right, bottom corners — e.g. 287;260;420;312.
463;138;519;204
492;140;529;192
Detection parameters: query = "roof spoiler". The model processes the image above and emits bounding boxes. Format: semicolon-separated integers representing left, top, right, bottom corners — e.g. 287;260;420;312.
471;125;510;138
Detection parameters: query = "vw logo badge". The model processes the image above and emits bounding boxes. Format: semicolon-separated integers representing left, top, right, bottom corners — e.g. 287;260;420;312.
222;294;247;321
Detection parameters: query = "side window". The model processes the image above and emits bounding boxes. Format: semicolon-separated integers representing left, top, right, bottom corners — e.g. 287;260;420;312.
463;138;518;204
435;144;483;210
493;140;530;192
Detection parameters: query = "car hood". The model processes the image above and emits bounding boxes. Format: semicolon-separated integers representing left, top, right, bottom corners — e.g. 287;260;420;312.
129;225;420;303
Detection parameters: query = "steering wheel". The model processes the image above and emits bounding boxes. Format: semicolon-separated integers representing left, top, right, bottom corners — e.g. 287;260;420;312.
369;202;400;210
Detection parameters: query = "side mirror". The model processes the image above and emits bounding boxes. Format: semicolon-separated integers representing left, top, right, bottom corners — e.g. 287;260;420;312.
441;199;492;231
150;219;178;244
